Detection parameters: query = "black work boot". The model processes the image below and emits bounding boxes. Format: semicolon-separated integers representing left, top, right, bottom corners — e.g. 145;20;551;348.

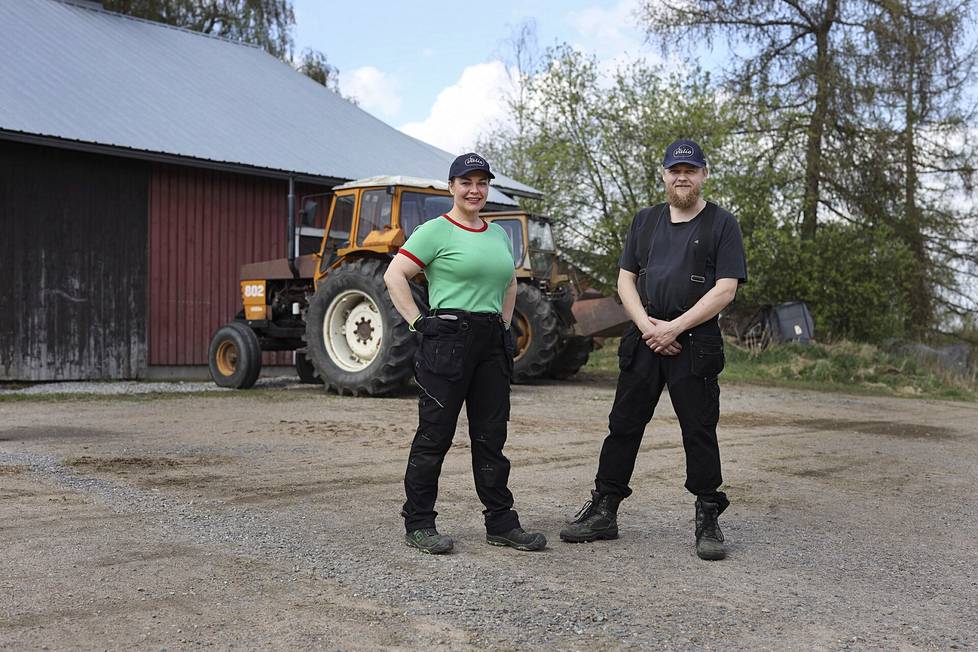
694;499;726;560
559;490;622;543
486;527;547;551
405;528;454;554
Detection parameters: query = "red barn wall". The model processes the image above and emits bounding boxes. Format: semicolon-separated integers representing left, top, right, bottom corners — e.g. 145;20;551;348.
148;164;327;367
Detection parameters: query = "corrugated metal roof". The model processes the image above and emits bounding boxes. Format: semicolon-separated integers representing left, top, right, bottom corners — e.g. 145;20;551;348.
0;0;539;205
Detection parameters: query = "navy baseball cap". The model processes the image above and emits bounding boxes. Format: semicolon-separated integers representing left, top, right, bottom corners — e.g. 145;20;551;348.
449;152;495;180
662;139;707;168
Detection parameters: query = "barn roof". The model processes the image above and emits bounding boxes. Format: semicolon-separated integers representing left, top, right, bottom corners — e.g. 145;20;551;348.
0;0;537;206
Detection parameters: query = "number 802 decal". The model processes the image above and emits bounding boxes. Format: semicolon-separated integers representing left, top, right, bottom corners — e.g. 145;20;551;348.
241;281;266;300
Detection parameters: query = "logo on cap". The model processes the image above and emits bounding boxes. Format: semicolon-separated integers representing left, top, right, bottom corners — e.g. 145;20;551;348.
465;156;486;166
673;145;694;158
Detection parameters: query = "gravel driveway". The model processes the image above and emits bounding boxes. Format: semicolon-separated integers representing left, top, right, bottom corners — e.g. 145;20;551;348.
1;375;975;650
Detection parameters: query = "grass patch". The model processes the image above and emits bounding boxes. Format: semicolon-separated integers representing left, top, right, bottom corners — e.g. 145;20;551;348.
584;340;622;375
584;337;977;401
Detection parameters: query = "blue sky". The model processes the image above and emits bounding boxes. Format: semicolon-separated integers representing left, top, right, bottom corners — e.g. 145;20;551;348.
291;0;662;152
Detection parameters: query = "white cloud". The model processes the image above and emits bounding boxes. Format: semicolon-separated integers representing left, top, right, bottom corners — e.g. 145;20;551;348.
563;0;667;84
566;0;646;60
338;66;402;119
399;61;516;154
397;3;667;153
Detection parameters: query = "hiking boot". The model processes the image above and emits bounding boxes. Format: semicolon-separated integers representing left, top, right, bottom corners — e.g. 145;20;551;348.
486;527;547;551
405;528;454;554
559;490;622;543
694;498;726;560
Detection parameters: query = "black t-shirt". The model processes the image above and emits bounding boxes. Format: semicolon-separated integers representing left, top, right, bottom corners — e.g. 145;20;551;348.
619;202;747;321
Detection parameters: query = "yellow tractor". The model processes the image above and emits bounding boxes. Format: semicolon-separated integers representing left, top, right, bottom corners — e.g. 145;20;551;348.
208;176;599;394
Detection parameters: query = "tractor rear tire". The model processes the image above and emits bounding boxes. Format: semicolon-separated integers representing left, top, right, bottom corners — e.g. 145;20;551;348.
512;283;560;383
294;351;323;384
304;257;416;396
548;336;593;380
208;321;262;389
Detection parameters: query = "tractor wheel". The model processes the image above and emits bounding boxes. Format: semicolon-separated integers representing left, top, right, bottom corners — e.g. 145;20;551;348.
511;283;560;383
304;257;416;396
294;351;323;384
548;336;594;380
208;321;262;389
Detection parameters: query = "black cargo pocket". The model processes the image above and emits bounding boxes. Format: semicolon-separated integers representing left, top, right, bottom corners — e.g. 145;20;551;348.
417;317;466;377
690;334;725;378
414;338;463;424
618;328;641;371
423;337;465;382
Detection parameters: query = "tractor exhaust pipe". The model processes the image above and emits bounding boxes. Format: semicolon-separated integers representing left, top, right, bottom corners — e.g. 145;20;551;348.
287;175;299;279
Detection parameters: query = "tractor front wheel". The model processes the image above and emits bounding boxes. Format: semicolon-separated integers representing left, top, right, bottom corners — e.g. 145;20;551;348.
304;258;416;395
208;321;262;389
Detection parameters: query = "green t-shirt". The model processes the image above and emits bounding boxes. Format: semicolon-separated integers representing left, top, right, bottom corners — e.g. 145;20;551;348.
399;215;515;313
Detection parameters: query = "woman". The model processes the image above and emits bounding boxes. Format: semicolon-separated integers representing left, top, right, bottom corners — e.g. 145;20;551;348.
383;152;547;554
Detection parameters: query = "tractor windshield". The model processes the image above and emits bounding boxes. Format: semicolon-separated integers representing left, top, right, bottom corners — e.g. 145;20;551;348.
399;191;454;237
527;218;556;276
320;194;354;270
528;218;555;251
490;219;525;267
356;189;393;245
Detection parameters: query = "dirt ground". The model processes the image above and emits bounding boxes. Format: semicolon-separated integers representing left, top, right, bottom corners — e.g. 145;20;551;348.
1;374;976;650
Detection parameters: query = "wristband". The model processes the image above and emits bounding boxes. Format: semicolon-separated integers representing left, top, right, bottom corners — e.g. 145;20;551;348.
408;314;423;332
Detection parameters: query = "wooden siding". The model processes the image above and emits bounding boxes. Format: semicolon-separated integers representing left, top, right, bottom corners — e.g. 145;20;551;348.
148;165;326;366
0;140;148;380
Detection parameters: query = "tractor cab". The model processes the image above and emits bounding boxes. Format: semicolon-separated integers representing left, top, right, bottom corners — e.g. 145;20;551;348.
314;176;454;281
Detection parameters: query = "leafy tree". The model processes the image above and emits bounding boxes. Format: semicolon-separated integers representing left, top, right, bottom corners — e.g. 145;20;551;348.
852;0;978;337
480;45;792;298
103;0;295;60
742;222;915;341
640;0;855;241
294;47;340;91
482;40;929;342
640;0;978;338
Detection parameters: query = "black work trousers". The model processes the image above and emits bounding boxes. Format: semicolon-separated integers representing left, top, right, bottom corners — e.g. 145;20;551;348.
402;310;521;535
595;323;729;513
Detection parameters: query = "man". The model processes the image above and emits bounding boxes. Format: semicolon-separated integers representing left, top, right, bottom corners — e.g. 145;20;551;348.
560;139;747;560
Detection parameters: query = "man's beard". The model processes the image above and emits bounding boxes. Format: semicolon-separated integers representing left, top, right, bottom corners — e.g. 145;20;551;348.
666;184;701;210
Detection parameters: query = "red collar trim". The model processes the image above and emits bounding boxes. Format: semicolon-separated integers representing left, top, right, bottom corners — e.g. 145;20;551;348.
442;214;487;232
